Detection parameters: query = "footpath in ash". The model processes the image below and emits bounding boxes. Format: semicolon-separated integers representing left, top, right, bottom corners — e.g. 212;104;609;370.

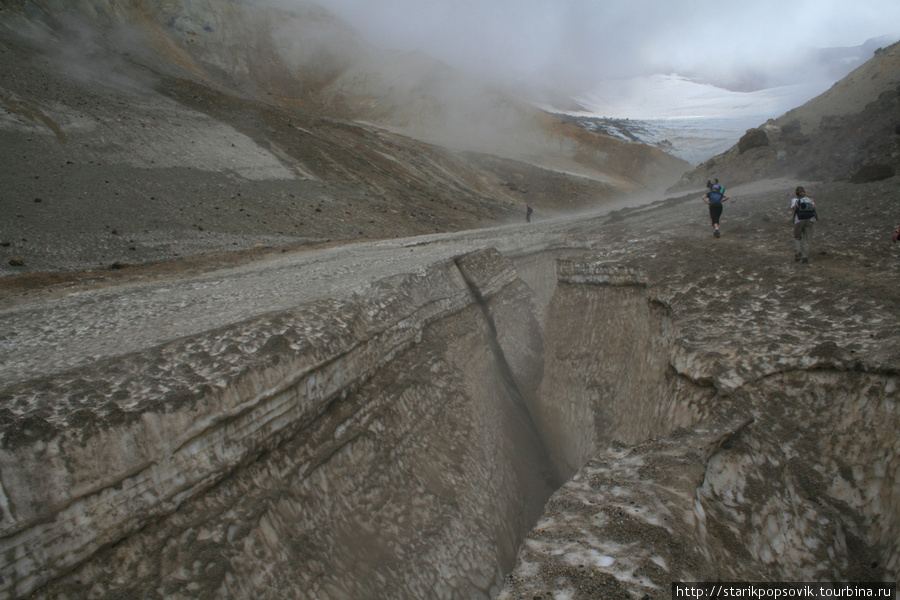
1;176;897;389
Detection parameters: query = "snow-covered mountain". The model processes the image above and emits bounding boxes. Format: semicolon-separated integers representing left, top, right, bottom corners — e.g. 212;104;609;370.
543;74;831;165
574;74;831;121
538;34;900;166
673;39;900;189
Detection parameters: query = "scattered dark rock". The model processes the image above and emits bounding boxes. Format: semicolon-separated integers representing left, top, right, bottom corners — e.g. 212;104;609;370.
738;128;769;154
781;121;802;136
820;114;848;130
9;257;24;266
259;334;293;364
849;163;895;183
1;412;60;449
811;341;842;360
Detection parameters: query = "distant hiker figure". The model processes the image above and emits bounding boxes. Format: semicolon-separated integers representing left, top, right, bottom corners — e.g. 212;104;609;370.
791;186;818;263
714;178;725;194
526;205;533;223
702;184;729;238
893;224;899;243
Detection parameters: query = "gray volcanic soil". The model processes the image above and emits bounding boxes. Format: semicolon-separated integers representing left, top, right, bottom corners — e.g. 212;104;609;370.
2;169;899;598
0;9;671;285
3;175;899;386
3;168;898;311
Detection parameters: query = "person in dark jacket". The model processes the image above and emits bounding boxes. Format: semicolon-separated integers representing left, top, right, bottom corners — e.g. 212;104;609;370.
702;184;729;238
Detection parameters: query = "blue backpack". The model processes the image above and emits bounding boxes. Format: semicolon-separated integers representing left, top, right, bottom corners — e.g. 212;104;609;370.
707;191;724;204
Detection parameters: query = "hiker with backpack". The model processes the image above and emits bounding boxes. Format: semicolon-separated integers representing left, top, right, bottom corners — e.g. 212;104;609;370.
702;184;729;238
791;186;818;263
706;178;725;193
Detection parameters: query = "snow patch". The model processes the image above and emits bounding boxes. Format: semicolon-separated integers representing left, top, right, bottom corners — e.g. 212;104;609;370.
542;74;831;164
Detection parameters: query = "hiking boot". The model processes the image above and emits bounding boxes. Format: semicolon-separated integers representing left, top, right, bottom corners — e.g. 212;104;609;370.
713;227;720;238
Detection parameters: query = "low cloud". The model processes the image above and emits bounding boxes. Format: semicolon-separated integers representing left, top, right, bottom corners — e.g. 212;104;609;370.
317;0;900;92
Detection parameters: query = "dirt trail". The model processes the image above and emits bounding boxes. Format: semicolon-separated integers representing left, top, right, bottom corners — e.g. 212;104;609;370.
0;208;598;386
4;174;899;388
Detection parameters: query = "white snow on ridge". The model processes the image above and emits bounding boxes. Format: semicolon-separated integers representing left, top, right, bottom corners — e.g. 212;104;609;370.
573;74;828;120
548;74;832;164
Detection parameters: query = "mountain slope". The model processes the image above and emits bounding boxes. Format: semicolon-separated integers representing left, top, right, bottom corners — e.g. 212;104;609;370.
0;0;688;275
671;40;900;189
125;0;688;187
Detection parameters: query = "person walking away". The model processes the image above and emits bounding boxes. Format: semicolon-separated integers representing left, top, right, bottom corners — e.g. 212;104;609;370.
791;186;818;263
702;185;728;238
706;178;725;194
526;205;533;223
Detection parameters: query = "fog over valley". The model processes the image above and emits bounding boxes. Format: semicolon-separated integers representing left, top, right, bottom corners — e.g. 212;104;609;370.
320;0;900;91
316;0;900;162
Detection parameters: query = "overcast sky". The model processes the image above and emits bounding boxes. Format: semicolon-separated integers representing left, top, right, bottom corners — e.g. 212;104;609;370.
320;0;900;90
